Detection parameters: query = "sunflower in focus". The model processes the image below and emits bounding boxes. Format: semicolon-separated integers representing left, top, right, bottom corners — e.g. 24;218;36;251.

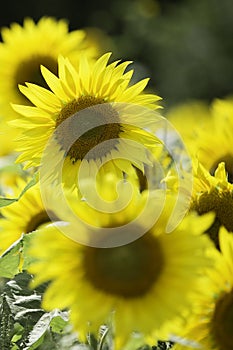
191;160;233;249
0;179;59;254
0;16;98;120
27;176;213;348
12;52;162;188
173;227;233;350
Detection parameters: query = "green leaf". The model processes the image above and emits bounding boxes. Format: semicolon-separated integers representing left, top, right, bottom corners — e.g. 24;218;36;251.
50;311;69;334
22;231;38;270
25;309;68;349
0;238;23;278
2;272;43;320
0;272;44;349
0;230;39;279
24;313;53;350
55;324;86;350
0;197;18;207
18;172;39;200
11;323;24;348
0;272;83;350
0;171;39;208
0;294;15;350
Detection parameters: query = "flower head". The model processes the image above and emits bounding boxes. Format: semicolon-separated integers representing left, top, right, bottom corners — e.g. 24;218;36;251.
27;177;213;348
191;160;233;249
0;16;98;119
0;118;19;156
167;98;233;183
196;98;233;181
12;53;162;189
0;179;59;254
166;100;210;142
173;227;233;350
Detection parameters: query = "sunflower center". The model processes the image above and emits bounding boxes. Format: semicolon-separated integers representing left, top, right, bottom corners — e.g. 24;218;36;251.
211;289;233;349
14;55;58;103
191;189;233;249
210;154;233;183
25;210;58;233
83;232;164;298
55;96;121;162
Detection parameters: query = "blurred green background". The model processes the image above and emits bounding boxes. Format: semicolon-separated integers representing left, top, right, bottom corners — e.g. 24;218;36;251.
1;0;233;108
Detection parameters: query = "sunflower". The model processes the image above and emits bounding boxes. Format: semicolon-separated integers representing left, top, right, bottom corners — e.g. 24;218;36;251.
165;99;211;142
0;161;26;197
167;98;233;183
191;159;233;249
38;170;162;248
0;179;60;254
173;227;233;350
27;178;213;348
0;117;19;157
194;98;233;181
12;52;162;189
0;16;98;120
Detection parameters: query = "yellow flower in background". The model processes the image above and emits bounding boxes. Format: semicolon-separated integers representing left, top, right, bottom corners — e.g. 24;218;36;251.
84;26;117;58
165;99;211;142
191;160;233;249
193;99;233;182
0;16;98;120
0;118;19;157
167;98;233;183
12;52;162;188
0;161;26;197
0;180;59;254
173;227;233;350
194;98;233;181
27;177;213;348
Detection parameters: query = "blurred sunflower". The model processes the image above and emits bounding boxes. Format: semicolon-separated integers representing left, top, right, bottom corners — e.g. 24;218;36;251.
173;227;233;350
27;179;213;348
191;160;233;249
0;162;26;197
0;16;98;120
194;98;233;181
0;180;59;254
167;98;233;183
12;53;162;188
165;99;210;142
0;118;19;157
